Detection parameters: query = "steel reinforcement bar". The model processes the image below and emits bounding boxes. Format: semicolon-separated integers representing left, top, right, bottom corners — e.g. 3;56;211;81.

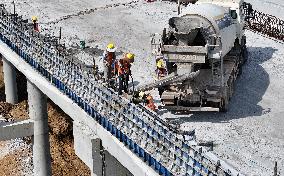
0;4;243;176
242;2;284;42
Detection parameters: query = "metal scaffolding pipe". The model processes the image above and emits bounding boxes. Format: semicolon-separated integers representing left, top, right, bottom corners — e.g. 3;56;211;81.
2;56;18;104
27;80;51;176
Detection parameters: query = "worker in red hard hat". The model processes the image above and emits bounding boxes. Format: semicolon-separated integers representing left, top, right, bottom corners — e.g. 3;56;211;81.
115;53;134;95
102;43;117;83
32;16;39;32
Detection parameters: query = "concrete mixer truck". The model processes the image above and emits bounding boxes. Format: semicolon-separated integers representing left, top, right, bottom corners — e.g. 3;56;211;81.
142;0;247;112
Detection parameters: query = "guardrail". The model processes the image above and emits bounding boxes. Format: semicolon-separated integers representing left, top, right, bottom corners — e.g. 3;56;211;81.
0;4;243;176
242;2;284;42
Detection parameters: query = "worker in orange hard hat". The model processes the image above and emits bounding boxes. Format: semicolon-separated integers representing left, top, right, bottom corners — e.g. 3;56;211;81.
32;16;39;32
145;94;156;111
102;43;117;83
115;53;135;95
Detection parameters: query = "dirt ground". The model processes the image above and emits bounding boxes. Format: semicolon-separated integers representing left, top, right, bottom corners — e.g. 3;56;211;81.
0;59;90;175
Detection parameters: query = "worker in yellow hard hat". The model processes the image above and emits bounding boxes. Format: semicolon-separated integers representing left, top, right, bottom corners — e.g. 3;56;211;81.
115;53;135;95
102;43;117;83
132;91;146;104
156;56;167;79
31;16;39;32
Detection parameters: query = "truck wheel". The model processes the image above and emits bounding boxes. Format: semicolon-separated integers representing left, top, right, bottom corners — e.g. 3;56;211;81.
220;98;228;112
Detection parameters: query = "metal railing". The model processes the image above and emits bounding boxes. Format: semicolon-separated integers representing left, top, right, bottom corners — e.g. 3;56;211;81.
242;2;284;42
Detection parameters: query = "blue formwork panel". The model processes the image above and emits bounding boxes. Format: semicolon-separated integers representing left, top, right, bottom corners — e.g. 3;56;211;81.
65;88;70;96
74;94;78;103
155;161;161;171
130;140;135;150
83;102;87;112
159;165;166;175
144;153;149;163
91;107;95;118
139;147;145;158
60;81;64;91
96;113;100;122
134;143;139;154
127;138;132;149
149;156;155;166
87;105;92;115
121;133;126;143
107;121;112;132
116;129;121;139
100;117;105;127
69;91;73;99
111;126;116;135
80;98;84;108
124;135;129;145
84;103;88;113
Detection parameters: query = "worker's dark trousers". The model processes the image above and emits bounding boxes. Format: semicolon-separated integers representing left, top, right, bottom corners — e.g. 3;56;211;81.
118;74;129;95
124;74;129;93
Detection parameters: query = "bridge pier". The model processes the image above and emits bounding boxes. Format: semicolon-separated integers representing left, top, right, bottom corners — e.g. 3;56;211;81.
27;80;52;176
2;55;18;104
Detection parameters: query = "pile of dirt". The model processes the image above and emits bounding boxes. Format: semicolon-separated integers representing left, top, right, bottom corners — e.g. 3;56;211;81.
0;59;90;175
0;145;32;176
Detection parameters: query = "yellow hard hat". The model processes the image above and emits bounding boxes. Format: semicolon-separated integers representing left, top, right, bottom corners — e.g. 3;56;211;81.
106;43;116;52
32;16;38;22
107;43;115;49
126;53;135;60
156;59;164;68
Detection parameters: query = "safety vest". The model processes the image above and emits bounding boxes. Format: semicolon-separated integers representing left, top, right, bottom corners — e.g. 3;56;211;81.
105;52;116;66
33;23;39;32
116;58;131;75
146;95;156;111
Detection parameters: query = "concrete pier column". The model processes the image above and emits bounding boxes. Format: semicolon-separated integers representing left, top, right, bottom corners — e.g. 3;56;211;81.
27;80;51;176
2;56;18;104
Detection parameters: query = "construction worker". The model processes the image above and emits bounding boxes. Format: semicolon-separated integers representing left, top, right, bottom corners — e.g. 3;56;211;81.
132;91;147;104
156;56;167;79
32;16;39;32
145;94;156;111
115;53;135;95
102;43;116;83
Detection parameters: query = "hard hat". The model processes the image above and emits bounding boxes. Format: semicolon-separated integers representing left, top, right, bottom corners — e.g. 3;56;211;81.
32;16;38;22
156;59;164;68
106;43;116;52
126;53;135;60
139;91;145;98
